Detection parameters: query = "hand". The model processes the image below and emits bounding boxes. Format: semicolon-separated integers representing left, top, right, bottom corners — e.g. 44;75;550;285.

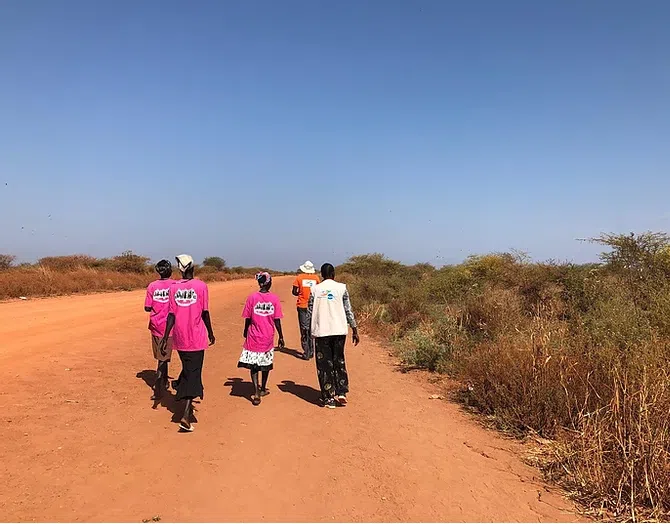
209;334;216;346
278;337;285;349
352;330;360;346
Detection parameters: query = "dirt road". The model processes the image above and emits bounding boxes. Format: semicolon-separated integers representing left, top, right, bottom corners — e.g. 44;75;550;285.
0;278;580;522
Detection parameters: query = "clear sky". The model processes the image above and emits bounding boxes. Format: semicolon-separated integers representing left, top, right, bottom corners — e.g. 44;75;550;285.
1;0;669;269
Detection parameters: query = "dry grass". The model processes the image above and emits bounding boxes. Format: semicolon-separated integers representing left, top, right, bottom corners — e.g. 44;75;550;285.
340;235;670;521
0;253;283;300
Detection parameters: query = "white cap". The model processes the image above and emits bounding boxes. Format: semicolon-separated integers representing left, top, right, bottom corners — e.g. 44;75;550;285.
175;254;194;272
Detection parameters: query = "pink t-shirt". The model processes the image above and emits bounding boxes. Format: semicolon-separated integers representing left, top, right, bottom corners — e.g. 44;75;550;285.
242;291;283;353
145;279;175;337
168;278;210;351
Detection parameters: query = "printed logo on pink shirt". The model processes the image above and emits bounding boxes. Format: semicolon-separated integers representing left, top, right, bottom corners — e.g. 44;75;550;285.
152;288;170;303
254;302;275;317
174;288;198;307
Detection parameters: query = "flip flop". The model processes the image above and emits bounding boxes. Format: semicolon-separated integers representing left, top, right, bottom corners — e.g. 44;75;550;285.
179;422;194;432
259;389;270;397
252;396;261;406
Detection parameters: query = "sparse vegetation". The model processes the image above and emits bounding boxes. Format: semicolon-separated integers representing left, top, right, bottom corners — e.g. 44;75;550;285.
0;254;16;270
203;256;227;271
0;252;283;300
340;233;670;521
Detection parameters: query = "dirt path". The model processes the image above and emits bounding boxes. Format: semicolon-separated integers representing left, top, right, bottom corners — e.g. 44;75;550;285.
0;278;580;522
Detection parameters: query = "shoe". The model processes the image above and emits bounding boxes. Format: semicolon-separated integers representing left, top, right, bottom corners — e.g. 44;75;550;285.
324;398;337;409
336;395;347;405
171;380;180;391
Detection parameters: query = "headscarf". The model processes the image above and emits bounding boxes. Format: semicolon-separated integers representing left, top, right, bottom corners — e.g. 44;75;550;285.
155;259;172;278
256;271;272;288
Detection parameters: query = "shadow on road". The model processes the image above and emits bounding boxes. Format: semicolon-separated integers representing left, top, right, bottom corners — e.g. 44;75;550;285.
276;346;305;360
278;380;321;406
224;377;255;404
136;369;195;424
136;369;157;389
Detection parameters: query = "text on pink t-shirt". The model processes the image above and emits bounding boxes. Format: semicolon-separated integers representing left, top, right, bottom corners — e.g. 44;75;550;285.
168;278;209;351
145;279;175;337
242;291;283;352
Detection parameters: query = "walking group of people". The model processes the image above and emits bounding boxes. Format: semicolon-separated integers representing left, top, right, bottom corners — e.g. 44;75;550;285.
144;256;359;432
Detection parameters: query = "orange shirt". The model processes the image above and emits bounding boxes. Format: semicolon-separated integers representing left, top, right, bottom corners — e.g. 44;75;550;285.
293;273;320;309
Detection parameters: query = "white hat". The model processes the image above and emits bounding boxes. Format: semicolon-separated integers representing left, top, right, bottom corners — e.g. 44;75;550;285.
300;260;316;274
175;254;194;272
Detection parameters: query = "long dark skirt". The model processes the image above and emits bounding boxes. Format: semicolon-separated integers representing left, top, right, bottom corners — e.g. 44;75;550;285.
175;350;205;401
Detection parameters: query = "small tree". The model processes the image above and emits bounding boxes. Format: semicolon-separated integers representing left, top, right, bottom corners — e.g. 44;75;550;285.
113;251;151;273
0;254;16;270
203;256;226;271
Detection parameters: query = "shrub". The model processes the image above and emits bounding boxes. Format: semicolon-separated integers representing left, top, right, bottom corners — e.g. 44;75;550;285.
203;256;227;271
338;232;670;519
39;255;98;271
0;254;16;270
111;251;151;273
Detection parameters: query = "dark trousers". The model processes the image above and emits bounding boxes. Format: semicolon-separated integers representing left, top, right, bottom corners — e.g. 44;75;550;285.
297;308;314;358
315;335;348;400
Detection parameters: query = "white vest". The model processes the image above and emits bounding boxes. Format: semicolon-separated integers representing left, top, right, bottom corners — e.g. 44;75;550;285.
310;279;349;337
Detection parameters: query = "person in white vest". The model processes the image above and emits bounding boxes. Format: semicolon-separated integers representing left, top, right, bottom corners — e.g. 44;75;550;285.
307;263;360;409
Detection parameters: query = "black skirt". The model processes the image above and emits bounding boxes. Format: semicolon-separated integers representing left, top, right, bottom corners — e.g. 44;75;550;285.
174;350;205;401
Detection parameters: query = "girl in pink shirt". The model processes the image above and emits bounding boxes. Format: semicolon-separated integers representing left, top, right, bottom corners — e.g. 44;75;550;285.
238;272;284;406
144;259;175;401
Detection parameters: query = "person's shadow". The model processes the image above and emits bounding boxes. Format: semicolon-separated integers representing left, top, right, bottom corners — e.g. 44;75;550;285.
136;370;197;424
278;380;321;406
275;346;304;360
224;377;256;404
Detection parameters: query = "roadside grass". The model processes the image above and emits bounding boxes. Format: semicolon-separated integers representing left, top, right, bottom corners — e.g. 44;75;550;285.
0;252;286;300
340;234;670;521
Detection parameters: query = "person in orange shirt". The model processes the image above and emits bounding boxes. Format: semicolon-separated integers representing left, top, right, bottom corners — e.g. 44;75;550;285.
292;261;320;360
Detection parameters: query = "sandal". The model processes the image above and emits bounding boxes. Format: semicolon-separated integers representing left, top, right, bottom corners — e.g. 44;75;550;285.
252;396;261;406
259;388;270;397
179;421;194;432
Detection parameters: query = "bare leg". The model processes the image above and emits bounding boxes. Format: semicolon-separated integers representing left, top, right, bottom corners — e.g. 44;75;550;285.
260;370;270;396
180;398;193;430
250;370;261;405
152;361;165;400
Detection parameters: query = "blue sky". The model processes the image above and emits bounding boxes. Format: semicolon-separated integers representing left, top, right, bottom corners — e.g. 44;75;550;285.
1;0;669;269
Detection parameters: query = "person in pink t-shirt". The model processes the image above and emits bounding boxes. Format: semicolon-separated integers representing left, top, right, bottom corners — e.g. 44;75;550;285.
161;254;215;432
237;272;284;406
144;259;175;401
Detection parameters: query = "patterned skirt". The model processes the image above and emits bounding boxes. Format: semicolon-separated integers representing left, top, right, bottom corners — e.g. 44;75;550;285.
237;348;274;372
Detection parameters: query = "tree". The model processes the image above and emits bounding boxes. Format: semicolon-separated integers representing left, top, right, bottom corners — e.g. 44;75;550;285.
203;256;227;271
113;251;151;273
0;254;15;270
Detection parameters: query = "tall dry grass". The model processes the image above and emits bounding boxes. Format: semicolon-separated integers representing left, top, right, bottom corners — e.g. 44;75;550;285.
0;252;282;300
340;234;670;521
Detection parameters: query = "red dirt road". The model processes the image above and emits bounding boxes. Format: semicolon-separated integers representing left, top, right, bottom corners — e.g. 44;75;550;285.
0;278;580;522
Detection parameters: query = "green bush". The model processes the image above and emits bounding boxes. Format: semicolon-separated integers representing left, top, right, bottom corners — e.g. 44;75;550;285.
203;256;227;271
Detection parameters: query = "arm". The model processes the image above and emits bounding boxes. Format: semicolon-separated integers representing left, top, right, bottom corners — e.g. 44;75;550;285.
292;286;300;297
144;288;154;313
202;310;215;345
306;292;314;327
343;289;360;346
274;319;285;348
160;313;176;356
243;318;251;339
